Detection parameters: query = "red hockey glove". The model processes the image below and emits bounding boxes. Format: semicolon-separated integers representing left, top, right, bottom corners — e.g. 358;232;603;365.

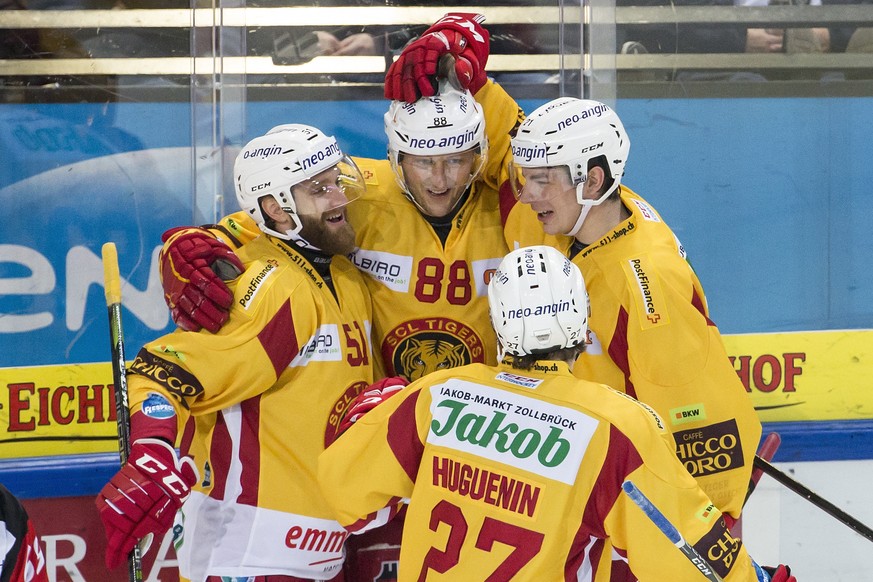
338;377;409;435
385;13;490;102
763;565;796;582
160;227;244;333
96;439;198;570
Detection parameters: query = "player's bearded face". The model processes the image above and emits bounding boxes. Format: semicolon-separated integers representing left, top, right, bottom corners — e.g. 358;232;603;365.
401;150;476;218
515;166;581;236
293;166;358;255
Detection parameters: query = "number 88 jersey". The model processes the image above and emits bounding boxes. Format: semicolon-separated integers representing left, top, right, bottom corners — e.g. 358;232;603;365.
347;157;510;382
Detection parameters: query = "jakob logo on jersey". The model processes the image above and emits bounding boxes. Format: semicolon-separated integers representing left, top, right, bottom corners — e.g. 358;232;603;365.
673;419;744;477
383;317;485;381
428;380;596;484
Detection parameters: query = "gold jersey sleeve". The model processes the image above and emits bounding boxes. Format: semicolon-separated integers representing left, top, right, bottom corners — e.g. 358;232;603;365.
319;361;760;581
209;209;262;249
476;79;526;192
128;235;375;579
571;187;761;518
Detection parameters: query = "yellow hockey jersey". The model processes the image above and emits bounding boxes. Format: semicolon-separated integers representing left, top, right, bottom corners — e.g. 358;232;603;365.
204;80;523;382
346;157;509;381
128;235;375;580
505;187;761;519
318;360;761;581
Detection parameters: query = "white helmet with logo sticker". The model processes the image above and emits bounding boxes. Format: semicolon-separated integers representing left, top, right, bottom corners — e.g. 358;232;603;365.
488;245;588;356
234;124;363;238
510;98;630;205
384;88;488;199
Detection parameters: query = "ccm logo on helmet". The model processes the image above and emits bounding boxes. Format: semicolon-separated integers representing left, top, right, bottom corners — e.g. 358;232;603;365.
556;104;612;131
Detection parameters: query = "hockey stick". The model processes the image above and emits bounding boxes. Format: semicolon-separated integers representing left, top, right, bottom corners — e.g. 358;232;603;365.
622;481;724;581
101;243;144;582
753;456;873;543
746;432;783;505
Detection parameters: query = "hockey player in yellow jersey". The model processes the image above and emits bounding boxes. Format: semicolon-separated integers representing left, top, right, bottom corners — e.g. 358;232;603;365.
150;13;523;579
318;245;789;581
505;98;762;529
95;124;378;581
159;66;521;383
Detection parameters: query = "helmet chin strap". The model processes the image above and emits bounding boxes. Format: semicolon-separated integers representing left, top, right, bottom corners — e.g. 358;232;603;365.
564;203;592;238
259;213;324;252
564;182;621;238
564;183;591;237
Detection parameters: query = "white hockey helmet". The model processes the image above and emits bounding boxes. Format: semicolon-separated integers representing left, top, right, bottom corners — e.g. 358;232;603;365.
488;245;588;357
510;98;630;206
384;87;488;201
234;124;364;240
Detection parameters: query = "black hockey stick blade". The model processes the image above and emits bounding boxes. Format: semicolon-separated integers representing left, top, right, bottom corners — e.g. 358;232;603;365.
754;456;873;543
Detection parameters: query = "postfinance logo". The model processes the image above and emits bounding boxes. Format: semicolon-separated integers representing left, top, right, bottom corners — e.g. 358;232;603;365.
238;259;280;310
623;255;669;328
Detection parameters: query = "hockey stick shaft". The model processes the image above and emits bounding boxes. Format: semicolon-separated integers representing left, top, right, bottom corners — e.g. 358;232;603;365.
746;432;782;505
753;456;873;543
101;243;144;582
622;481;724;582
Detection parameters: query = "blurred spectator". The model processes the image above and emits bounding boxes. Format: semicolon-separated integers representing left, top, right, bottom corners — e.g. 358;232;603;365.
616;0;748;54
28;0;189;60
615;0;844;82
616;0;832;54
1;0;40;61
740;0;830;54
823;0;873;52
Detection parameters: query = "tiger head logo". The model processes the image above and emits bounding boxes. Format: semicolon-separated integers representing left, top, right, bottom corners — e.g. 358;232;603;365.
383;317;487;381
398;337;469;382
